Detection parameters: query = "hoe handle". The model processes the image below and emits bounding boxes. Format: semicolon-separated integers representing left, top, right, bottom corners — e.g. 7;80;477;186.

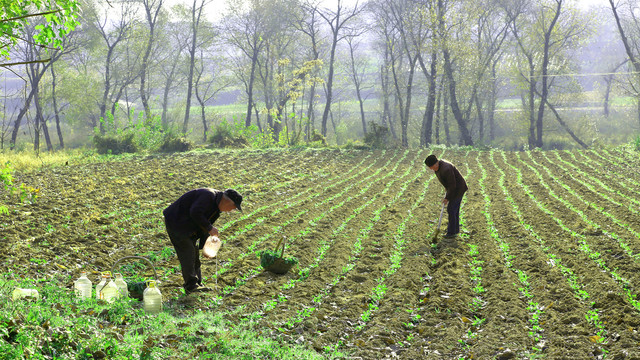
436;203;445;229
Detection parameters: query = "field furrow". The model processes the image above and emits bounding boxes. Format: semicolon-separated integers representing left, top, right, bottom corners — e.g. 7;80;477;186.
4;148;640;359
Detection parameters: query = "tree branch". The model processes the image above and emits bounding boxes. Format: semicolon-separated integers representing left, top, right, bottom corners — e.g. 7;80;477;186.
0;10;62;23
0;59;52;68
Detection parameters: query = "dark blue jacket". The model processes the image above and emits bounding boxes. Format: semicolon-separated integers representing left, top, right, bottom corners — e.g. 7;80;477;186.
163;188;222;246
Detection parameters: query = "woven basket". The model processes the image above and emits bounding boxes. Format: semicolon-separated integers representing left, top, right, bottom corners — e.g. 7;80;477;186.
260;237;297;275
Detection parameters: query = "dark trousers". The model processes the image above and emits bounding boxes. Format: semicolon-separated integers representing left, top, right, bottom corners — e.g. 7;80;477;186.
165;222;202;291
447;195;463;236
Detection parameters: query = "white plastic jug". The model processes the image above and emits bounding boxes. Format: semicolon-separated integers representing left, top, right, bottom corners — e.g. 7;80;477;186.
100;277;119;303
12;288;40;301
74;272;92;300
114;273;128;299
95;272;110;299
143;280;162;314
203;235;222;258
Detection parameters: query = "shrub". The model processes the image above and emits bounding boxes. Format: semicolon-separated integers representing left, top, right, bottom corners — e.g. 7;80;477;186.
209;119;249;148
635;135;640;151
309;129;327;146
159;135;193;153
92;132;137;155
364;121;391;149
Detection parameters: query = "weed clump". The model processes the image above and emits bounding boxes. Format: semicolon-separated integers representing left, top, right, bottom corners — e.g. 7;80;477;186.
159;135;193;153
364;122;391;149
209;121;249;148
93;133;137;155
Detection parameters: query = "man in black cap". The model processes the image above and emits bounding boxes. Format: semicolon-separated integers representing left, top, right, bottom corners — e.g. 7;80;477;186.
425;155;467;239
163;188;243;293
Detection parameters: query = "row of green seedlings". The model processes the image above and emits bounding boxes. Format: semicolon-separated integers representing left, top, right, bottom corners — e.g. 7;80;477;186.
350;160;436;335
174;150;376;280
564;150;640;234
210;150;410;302
575;150;640;211
478;155;545;355
449;154;485;356
597;148;640;181
247;149;421;331
102;150;344;228
374;158;446;348
74;153;343;272
547;150;640;219
314;154;429;355
536;151;640;263
498;151;610;344
210;150;393;297
491;151;609;346
93;151;378;289
32;151;320;253
562;150;640;211
514;151;640;312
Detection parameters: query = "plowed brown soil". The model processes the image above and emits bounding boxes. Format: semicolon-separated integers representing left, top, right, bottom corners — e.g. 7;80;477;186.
2;148;640;359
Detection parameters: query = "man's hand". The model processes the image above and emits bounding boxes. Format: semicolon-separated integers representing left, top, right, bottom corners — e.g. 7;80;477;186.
208;227;219;237
442;198;449;205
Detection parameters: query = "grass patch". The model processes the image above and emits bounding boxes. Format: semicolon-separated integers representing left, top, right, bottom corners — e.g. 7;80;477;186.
0;149;105;172
0;274;324;359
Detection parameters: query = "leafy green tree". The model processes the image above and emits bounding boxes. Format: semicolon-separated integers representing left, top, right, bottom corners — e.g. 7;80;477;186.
0;0;80;67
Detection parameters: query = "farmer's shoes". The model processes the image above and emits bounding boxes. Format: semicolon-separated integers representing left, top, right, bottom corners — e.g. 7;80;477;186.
443;233;458;239
185;285;212;295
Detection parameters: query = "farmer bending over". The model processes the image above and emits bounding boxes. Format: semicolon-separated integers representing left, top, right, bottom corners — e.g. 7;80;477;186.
425;155;467;239
163;188;243;294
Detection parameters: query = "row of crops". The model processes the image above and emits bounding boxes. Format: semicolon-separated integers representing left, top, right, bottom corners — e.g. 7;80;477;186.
1;147;640;358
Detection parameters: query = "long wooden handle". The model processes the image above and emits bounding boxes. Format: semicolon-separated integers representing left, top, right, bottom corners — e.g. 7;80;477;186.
436;203;445;229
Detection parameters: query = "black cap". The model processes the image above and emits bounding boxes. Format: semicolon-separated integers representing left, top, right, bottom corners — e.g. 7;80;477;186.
425;155;438;167
224;189;243;212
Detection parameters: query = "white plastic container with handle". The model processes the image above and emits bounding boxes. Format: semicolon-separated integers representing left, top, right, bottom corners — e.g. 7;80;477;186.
202;235;222;258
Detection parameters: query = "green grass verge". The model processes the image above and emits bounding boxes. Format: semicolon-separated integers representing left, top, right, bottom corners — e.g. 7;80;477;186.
0;274;324;359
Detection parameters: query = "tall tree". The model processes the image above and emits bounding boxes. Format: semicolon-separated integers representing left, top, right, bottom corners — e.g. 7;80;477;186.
182;0;211;133
317;0;363;137
345;31;370;137
10;23;75;149
224;0;269;128
295;1;323;140
608;0;640;127
89;0;136;131
508;0;589;148
138;0;164;121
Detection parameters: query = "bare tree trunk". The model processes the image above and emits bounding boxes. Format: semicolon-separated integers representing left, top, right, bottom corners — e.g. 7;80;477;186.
442;48;473;146
543;97;588;148
183;0;206;133
10;84;36;149
140;0;163;122
609;0;640;127
435;77;442;144
535;0;562;148
419;51;438;147
488;61;497;142
50;65;64;149
161;55;180;128
443;78;451;146
475;94;485;144
347;38;367;136
245;52;258;127
321;33;338;138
